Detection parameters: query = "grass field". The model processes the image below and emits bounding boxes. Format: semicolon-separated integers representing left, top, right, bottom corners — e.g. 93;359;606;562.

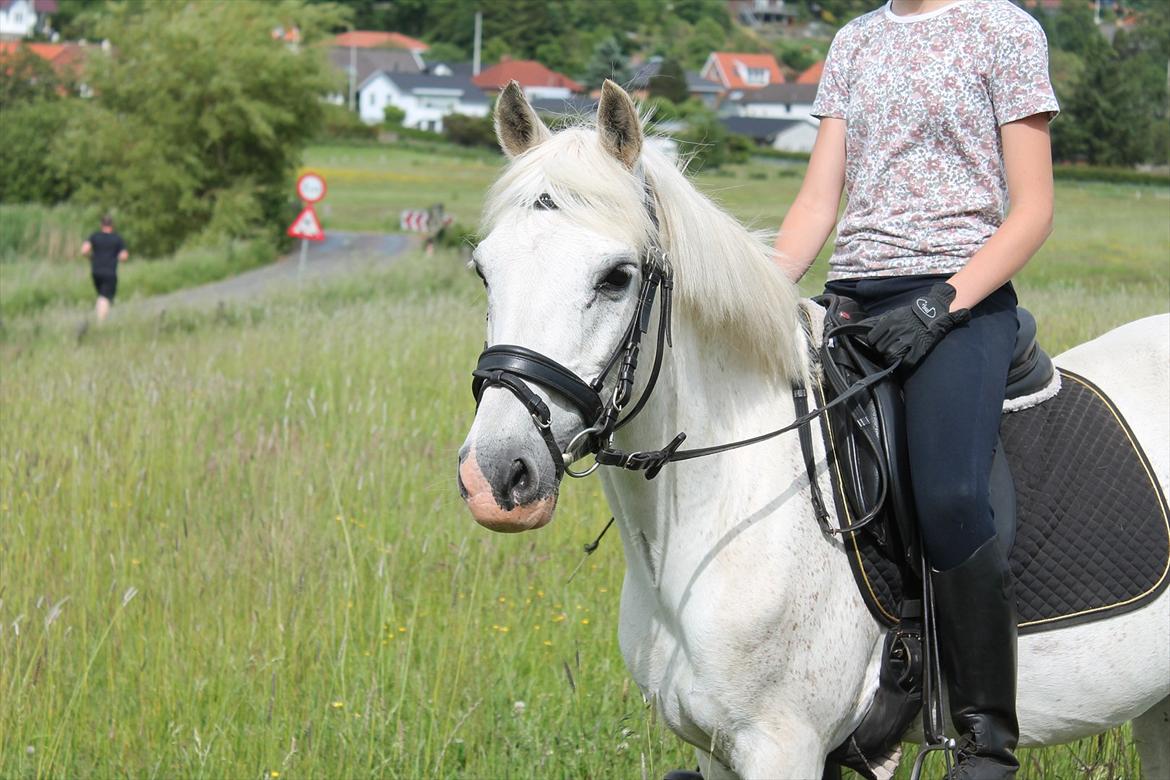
1;142;1167;779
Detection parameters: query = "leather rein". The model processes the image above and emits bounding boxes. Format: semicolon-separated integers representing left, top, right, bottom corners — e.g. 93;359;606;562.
470;189;898;516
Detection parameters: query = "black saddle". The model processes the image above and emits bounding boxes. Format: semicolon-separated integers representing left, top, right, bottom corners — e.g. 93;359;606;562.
814;294;1054;779
813;294;1054;575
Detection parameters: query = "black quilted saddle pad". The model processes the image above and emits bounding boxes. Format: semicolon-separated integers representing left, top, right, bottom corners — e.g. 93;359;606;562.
841;369;1170;634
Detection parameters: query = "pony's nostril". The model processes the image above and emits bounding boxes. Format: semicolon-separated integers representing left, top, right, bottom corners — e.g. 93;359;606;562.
508;458;537;504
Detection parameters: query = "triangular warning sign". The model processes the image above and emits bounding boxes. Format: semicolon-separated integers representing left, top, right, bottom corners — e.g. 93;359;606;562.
287;205;325;241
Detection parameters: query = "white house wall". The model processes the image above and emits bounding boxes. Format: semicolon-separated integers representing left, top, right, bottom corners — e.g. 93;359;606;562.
0;0;38;37
524;86;572;101
357;74;488;133
771;121;819;153
742;102;816;121
359;77;398;124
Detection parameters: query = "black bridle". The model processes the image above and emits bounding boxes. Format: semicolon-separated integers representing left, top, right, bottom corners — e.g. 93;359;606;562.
470;190;898;497
472;238;675;481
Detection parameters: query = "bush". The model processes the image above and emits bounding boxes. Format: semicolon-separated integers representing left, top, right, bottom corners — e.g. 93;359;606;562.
1053;164;1170;186
383;105;406;127
676;108;732;172
0;203;98;264
434;221;479;250
0;100;77;204
319;104;379;141
443;114;497;149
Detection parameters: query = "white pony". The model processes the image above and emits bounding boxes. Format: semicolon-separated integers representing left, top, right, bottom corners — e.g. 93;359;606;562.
457;81;1170;779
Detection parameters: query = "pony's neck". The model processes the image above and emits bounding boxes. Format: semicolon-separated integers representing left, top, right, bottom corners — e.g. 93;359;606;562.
601;306;811;569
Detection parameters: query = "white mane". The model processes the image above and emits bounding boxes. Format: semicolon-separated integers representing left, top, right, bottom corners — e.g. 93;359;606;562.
482;122;804;381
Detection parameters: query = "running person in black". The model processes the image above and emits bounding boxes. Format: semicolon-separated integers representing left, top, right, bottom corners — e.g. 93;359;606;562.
81;215;129;323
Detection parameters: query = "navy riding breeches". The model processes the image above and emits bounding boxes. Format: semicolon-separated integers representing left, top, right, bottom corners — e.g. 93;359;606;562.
824;275;1019;571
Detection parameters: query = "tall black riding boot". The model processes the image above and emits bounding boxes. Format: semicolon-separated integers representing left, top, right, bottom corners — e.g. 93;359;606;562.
931;536;1020;780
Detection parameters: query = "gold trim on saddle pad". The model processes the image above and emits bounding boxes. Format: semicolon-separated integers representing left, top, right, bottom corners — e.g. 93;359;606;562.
816;367;1170;632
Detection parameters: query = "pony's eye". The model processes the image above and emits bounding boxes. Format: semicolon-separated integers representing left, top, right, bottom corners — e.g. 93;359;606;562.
534;193;558;210
473;265;487;288
600;266;634;292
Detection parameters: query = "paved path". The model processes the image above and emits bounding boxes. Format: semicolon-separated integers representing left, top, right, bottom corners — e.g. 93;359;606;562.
139;231;412;313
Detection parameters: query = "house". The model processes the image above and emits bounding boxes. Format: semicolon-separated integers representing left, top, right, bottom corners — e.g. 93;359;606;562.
686;70;725;107
328;45;424;109
331;30;429;53
795;60;822;85
0;0;56;39
701;52;785;92
728;0;800;27
720;115;818;153
626;56;724;106
734;83;818;121
472;57;583;101
357;71;488;130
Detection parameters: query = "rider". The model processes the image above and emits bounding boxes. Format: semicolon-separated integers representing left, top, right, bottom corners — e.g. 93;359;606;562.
774;1;1058;777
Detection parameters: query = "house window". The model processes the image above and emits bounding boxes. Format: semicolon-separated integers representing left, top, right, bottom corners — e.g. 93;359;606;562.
14;11;23;23
745;67;769;85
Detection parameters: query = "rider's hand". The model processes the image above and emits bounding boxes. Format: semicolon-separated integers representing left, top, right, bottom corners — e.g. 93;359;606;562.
865;283;970;369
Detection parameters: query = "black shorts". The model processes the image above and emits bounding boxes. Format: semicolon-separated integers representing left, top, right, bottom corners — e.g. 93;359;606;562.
92;272;117;301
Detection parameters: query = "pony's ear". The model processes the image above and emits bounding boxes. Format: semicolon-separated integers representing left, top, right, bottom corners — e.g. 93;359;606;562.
597;79;642;170
494;81;551;159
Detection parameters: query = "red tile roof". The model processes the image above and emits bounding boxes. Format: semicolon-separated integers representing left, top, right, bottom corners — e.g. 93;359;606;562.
472;58;583;93
703;52;784;90
796;60;823;84
0;40;86;73
330;31;429;52
0;0;59;11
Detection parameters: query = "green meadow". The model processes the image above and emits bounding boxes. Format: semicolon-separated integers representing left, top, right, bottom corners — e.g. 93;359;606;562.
1;143;1166;779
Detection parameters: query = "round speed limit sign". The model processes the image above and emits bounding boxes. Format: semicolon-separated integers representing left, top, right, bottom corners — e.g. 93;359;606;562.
296;172;327;203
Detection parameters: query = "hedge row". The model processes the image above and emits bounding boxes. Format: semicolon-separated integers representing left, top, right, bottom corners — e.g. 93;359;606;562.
749;149;1169;186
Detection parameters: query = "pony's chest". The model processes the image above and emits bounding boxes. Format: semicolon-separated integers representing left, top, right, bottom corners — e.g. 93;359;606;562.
616;594;721;747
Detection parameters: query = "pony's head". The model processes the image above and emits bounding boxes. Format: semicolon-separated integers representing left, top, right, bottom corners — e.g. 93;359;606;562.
458;80;802;532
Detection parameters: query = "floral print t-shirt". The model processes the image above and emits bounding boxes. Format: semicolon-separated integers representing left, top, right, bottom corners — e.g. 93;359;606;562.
812;0;1059;281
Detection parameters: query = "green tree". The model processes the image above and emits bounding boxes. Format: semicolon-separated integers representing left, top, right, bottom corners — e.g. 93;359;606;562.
676;103;730;171
0;47;72;108
773;38;821;72
583;35;630;90
59;0;347;256
0;101;76;203
424;41;467;64
649;58;689;104
684;17;727;70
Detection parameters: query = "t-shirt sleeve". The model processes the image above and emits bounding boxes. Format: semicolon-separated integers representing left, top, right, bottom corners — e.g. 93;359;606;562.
116;236;126;255
812;28;853;120
989;17;1060;126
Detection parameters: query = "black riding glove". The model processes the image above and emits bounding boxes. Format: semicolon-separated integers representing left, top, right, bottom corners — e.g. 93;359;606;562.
865;283;970;369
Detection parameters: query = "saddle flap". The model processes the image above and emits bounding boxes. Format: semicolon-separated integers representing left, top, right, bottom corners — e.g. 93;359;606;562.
814;294;921;570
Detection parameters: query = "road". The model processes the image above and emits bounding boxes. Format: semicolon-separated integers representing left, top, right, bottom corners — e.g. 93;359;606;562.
138;231;413;313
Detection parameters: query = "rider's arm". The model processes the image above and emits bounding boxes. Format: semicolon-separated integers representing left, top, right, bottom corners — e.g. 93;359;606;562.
773;117;847;283
946;114;1054;311
80;240;92;257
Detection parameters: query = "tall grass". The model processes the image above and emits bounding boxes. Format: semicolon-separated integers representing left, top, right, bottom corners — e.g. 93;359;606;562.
0;240;276;320
2;252;688;778
2;146;1167;778
0;203;99;264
